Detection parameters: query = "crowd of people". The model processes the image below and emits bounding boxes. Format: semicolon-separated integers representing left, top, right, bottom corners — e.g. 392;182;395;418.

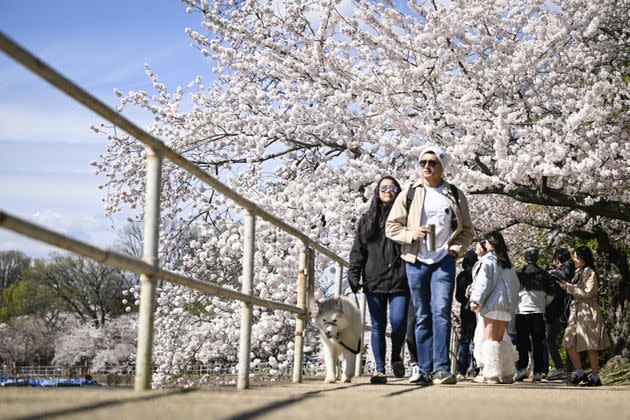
348;145;610;387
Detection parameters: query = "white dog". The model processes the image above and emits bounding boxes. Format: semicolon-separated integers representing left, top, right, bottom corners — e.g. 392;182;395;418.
314;296;362;383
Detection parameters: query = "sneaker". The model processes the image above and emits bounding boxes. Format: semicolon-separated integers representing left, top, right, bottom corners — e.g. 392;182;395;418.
370;371;387;384
411;372;433;386
570;372;589;385
392;361;405;378
432;369;457;385
408;363;421;383
584;376;602;387
546;370;566;381
456;373;467;381
532;373;542;382
515;368;527;382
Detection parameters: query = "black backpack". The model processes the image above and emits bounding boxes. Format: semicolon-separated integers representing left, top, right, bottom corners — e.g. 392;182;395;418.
405;184;460;230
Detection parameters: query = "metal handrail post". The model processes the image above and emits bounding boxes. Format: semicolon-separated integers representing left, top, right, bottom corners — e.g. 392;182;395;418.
450;325;459;375
334;262;343;297
292;243;308;383
237;209;255;390
134;147;162;391
354;292;367;377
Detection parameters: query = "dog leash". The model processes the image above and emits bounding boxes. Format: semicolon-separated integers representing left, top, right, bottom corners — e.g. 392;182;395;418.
322;320;362;355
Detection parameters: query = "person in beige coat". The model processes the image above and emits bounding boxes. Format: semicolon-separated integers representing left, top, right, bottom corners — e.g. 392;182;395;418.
385;145;474;386
558;246;611;387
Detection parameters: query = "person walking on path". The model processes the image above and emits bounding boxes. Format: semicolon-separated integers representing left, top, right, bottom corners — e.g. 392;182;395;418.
514;247;554;382
558;246;611;387
386;145;475;386
405;302;421;382
455;249;479;379
545;248;575;381
469;241;488;377
469;230;520;384
349;176;410;384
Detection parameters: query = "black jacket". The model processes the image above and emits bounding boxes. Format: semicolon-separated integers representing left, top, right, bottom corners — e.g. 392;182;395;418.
546;260;576;322
348;212;409;295
517;263;554;292
455;269;477;333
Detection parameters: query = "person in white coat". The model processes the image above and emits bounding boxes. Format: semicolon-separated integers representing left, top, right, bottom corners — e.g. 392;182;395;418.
469;230;520;384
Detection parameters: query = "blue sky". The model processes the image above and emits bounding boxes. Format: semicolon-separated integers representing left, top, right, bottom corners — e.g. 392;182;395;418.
0;0;210;258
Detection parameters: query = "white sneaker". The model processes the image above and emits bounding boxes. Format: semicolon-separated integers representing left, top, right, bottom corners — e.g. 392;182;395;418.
532;373;541;382
408;364;421;383
515;368;527;382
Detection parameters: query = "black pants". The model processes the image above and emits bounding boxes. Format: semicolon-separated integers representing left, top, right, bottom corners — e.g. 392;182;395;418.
405;300;418;364
546;317;573;371
515;313;546;374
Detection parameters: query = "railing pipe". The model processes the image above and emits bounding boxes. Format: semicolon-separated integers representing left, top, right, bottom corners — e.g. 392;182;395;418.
334;263;343;297
0;31;348;269
135;147;162;391
292;243;308;383
0;210;303;314
237;210;255;390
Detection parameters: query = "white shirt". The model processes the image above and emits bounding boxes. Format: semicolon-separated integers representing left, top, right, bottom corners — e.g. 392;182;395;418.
416;184;452;264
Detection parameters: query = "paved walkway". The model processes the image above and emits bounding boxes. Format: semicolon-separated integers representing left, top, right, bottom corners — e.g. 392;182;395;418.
2;376;629;420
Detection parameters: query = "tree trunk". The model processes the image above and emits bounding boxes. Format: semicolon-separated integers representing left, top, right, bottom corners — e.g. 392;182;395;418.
593;226;630;358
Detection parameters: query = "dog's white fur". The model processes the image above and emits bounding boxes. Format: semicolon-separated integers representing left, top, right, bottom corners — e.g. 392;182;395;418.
314;296;362;383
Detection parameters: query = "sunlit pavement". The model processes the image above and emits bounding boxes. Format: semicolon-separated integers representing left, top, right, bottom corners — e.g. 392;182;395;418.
2;376;629;420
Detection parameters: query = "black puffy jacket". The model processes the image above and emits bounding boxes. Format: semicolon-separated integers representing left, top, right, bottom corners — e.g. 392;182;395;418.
546;260;576;322
348;211;409;295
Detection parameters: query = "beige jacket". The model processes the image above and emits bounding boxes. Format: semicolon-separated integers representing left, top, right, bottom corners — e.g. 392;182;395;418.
562;267;611;352
385;180;475;262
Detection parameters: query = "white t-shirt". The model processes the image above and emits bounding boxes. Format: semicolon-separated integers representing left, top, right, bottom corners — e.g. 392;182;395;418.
416;184;453;264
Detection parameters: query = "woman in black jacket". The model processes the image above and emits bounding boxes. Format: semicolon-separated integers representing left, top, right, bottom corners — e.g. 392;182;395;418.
349;176;409;384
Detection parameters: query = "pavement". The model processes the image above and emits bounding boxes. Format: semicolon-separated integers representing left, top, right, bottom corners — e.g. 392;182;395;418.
1;376;629;420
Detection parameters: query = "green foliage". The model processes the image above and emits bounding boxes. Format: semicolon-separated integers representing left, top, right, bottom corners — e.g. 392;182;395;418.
0;279;60;323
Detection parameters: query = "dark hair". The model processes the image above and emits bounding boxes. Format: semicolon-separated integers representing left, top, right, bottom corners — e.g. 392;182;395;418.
462;249;478;271
362;176;402;241
574;246;595;268
524;247;539;264
484;230;512;269
554;248;571;264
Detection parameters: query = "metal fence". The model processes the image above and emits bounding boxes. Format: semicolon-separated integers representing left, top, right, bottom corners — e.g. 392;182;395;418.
0;32;369;391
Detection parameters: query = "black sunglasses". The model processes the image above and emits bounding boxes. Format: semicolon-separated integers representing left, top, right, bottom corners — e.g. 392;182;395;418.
419;159;439;168
379;185;399;193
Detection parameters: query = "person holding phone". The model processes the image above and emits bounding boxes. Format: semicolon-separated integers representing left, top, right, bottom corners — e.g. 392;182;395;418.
558;246;610;387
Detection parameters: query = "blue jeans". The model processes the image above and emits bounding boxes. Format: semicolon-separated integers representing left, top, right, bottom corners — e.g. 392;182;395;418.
406;255;456;373
365;292;409;373
457;328;476;375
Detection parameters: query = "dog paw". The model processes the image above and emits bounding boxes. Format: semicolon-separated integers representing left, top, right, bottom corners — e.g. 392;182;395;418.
324;377;336;384
342;377;352;383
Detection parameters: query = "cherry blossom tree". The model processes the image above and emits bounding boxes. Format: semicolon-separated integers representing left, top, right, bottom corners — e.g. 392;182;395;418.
0;316;55;365
53;314;137;372
94;0;630;385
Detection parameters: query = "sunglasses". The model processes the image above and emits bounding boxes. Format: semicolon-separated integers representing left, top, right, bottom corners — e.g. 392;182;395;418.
419;159;439;168
379;185;399;193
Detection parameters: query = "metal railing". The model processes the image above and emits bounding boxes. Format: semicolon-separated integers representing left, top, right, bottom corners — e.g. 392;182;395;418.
0;32;368;391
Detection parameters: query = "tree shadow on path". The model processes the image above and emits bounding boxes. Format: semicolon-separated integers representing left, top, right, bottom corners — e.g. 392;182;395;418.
223;383;369;420
8;388;197;420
